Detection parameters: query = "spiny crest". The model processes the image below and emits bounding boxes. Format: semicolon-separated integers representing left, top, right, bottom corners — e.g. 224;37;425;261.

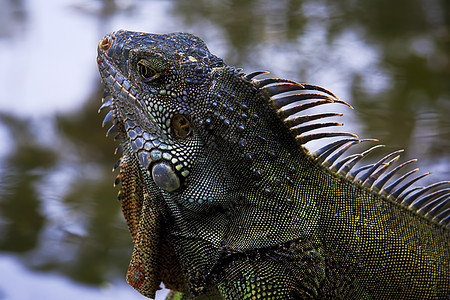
99;91;126;201
250;71;450;228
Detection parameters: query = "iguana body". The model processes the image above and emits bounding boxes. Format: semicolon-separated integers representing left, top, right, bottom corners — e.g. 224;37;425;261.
97;30;450;299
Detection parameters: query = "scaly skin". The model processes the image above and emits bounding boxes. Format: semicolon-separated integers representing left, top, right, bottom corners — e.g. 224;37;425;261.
97;30;449;299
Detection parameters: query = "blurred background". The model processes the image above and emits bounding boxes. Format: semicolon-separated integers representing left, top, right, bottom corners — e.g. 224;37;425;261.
0;0;449;299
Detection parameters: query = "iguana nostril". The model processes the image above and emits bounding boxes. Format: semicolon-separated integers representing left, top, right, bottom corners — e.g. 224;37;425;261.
99;37;112;50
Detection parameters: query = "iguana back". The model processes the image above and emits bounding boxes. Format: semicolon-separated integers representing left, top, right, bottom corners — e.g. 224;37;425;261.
97;30;449;299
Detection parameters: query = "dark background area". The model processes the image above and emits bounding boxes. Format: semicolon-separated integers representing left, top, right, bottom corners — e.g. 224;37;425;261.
0;0;449;299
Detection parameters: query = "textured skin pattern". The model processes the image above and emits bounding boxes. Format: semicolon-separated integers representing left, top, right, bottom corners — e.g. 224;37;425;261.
97;30;450;299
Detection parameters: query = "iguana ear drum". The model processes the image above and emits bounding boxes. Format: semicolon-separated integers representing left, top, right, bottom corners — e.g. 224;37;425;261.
151;162;180;192
171;114;192;139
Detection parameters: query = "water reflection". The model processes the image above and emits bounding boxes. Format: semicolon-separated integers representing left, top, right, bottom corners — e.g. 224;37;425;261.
0;113;48;253
0;0;448;299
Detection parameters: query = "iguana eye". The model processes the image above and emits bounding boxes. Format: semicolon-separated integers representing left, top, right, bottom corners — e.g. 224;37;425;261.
137;60;160;82
171;114;192;139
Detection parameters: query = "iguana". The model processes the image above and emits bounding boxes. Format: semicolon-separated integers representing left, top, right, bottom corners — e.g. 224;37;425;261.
97;30;450;299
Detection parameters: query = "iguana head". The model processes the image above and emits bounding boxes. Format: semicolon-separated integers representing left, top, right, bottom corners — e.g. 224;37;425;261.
98;30;227;194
